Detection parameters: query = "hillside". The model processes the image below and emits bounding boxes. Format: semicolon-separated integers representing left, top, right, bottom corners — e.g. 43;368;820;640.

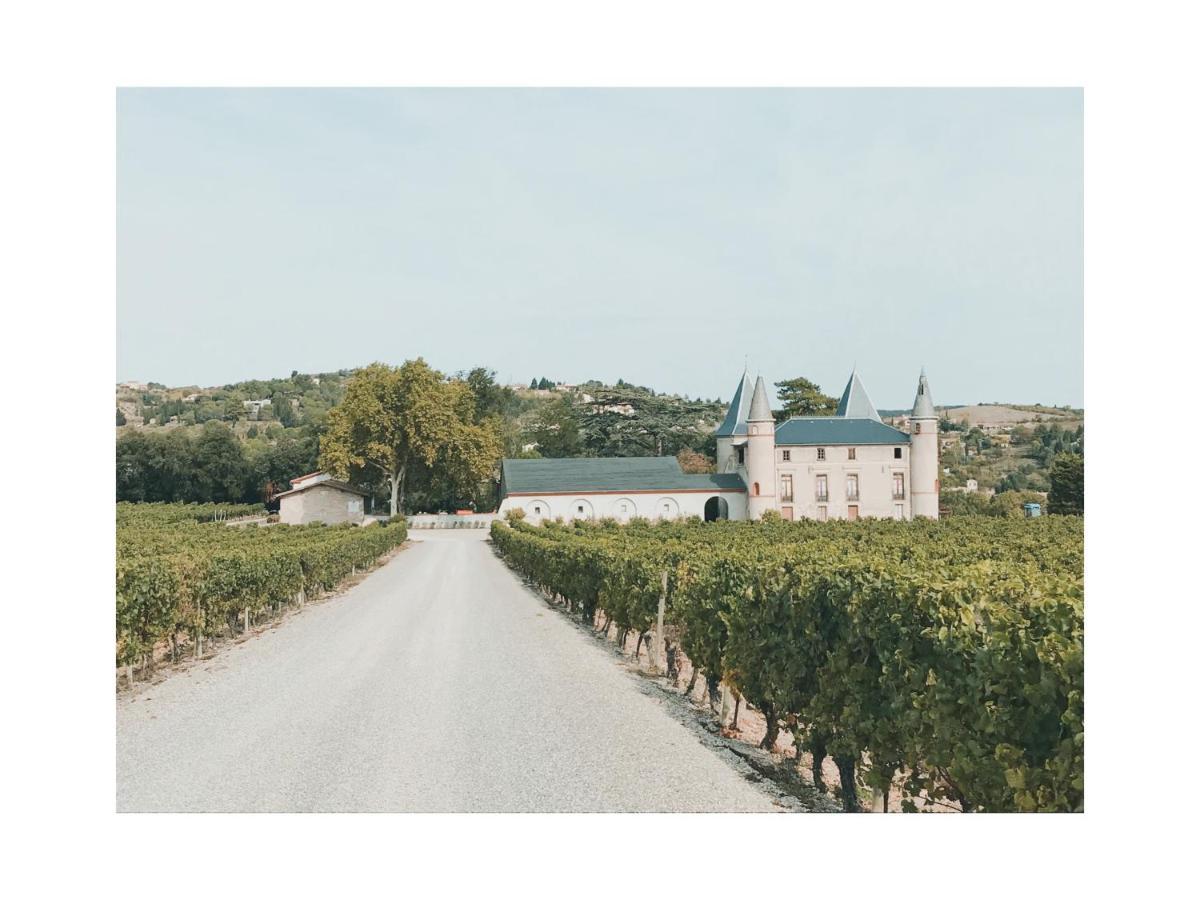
117;369;1080;512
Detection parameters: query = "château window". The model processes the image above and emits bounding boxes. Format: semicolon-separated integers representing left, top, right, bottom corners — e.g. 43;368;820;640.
894;447;903;459
577;505;584;514
848;447;856;460
915;422;922;434
846;474;859;501
817;506;827;521
781;474;793;501
817;448;826;461
893;473;905;499
847;505;859;521
753;482;760;496
736;445;746;465
782;450;791;462
815;474;828;502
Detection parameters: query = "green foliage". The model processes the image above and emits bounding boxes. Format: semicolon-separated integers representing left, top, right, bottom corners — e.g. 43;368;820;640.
1048;453;1084;515
523;396;581;457
490;515;1083;812
774;376;837;420
578;386;723;457
116;503;406;668
319;360;503;516
117;424;258;503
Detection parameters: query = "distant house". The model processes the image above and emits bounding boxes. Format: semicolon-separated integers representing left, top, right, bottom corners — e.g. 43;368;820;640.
276;472;367;526
242;398;272;420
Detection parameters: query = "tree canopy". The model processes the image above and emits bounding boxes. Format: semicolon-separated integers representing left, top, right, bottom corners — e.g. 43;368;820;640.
1047;452;1084;515
774;376;837;421
319;360;502;515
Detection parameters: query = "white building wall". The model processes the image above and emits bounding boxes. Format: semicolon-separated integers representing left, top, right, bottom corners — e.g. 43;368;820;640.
774;444;911;520
497;491;748;523
279;484;365;526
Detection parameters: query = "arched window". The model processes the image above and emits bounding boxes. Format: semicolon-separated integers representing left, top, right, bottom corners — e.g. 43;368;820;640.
753;482;760;496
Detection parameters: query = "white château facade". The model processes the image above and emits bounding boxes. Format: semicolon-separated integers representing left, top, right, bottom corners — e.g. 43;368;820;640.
497;369;939;522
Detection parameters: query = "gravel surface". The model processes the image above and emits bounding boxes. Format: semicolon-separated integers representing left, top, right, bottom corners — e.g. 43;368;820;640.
116;529;780;812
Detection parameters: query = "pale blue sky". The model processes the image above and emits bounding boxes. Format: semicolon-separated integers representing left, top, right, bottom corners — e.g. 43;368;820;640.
117;88;1082;408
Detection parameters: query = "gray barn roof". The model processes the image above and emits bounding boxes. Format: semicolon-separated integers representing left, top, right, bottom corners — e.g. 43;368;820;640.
274;478;369;499
774;417;910;446
500;457;746;497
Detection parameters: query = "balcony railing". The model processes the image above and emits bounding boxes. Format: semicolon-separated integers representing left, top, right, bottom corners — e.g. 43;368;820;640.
815;493;829;503
893;491;906;500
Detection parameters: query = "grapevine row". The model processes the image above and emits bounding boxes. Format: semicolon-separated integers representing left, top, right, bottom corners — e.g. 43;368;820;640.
116;504;408;679
490;515;1082;812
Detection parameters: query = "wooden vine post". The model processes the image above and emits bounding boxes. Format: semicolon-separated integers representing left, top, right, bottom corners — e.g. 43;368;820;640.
652;570;668;673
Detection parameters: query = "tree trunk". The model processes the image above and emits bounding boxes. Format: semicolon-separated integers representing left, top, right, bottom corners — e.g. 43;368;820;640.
686;667;699;695
389;472;401;517
835;755;859;812
759;705;778;750
706;673;721;710
665;641;678;680
810;734;828;791
732;694;741;730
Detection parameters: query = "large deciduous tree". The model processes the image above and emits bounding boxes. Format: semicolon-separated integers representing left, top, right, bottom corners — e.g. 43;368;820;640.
319;360;502;516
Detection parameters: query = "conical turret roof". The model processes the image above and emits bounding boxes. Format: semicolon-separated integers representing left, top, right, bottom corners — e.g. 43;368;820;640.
748;375;773;422
715;371;753;437
912;369;936;418
835;370;881;421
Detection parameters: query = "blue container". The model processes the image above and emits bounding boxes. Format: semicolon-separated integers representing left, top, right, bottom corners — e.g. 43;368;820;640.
1023;502;1042;518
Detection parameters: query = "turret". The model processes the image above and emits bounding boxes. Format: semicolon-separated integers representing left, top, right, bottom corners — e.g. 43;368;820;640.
745;375;777;520
715;371;752;474
910;369;939;519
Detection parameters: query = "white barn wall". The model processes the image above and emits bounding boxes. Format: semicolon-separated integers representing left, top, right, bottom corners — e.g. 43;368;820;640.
497;491;747;523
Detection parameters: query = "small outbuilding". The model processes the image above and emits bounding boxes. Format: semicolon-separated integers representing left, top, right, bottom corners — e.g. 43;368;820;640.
276;471;367;526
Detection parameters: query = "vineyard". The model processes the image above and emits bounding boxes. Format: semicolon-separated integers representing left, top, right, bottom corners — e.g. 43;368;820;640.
116;503;408;683
490;515;1083;812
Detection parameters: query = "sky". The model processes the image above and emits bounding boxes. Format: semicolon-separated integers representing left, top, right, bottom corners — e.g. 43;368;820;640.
117;88;1083;408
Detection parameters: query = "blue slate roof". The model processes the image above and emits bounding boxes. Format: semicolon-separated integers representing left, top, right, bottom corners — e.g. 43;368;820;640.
774;417;910;446
500;457;746;497
714;372;753;437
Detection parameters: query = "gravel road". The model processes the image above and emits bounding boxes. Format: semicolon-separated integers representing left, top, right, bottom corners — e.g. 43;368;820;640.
116;529;780;812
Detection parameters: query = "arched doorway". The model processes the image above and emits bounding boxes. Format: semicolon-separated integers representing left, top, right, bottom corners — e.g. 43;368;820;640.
704;496;729;522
